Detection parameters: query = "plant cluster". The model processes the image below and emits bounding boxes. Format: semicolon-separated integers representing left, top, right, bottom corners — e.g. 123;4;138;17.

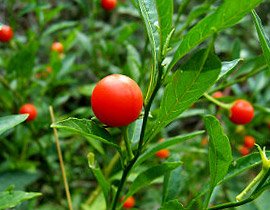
1;0;270;210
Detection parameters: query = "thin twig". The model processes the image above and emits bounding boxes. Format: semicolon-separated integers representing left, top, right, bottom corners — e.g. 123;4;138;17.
49;106;73;210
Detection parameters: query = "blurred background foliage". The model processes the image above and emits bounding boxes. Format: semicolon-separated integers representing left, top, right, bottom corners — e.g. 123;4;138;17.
0;0;270;209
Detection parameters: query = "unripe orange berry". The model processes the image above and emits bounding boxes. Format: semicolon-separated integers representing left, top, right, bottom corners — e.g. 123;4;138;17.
51;42;64;53
244;135;255;149
238;145;250;156
212;91;223;98
155;149;170;159
201;137;208;146
121;196;135;209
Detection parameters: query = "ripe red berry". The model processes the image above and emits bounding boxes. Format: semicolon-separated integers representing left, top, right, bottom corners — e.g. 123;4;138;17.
51;42;64;53
238;145;250;156
229;99;254;125
91;74;143;127
101;0;117;11
212;91;223;98
122;196;135;209
0;25;13;42
244;135;255;149
19;104;38;122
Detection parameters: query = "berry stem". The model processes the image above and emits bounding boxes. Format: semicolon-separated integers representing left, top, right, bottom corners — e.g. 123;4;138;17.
204;93;231;109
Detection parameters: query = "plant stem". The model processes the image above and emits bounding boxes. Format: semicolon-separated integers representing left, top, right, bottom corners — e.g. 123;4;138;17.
208;183;270;210
204;93;231;109
253;169;270;193
49;106;73;210
236;169;267;201
122;127;134;160
110;64;163;210
110;158;137;210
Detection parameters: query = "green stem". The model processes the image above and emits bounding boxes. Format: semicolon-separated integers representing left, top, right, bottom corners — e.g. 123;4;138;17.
236;169;267;201
253;169;270;193
122;127;134;161
208;183;270;210
204;93;231;109
110;64;163;210
110;158;137;210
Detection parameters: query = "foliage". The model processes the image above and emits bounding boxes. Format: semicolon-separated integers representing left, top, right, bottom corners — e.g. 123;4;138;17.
1;0;270;209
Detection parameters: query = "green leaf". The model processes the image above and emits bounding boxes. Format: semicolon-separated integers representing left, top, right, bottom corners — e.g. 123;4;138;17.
203;115;232;205
58;54;76;77
178;109;206;119
126;44;141;81
145;49;221;142
252;10;270;71
88;153;110;208
187;151;270;207
155;0;173;53
223;151;270;183
0;190;41;209
51;118;120;151
134;131;204;168
76;31;92;56
114;23;139;43
168;0;263;71
159;199;185;210
42;21;77;37
0;171;41;191
178;3;212;34
136;0;160;103
0;115;28;136
218;59;242;80
7;42;38;79
125;162;182;200
81;192;106;210
162;156;183;203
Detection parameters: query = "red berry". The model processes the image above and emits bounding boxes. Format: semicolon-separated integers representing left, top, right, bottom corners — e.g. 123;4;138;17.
91;74;143;127
229;99;254;125
238;145;250;156
155;149;170;159
122;196;135;209
244;135;255;149
212;91;223;98
51;42;64;53
101;0;117;11
19;104;38;122
0;25;13;42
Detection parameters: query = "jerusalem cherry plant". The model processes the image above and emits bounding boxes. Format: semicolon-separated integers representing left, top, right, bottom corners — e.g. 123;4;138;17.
49;0;270;210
